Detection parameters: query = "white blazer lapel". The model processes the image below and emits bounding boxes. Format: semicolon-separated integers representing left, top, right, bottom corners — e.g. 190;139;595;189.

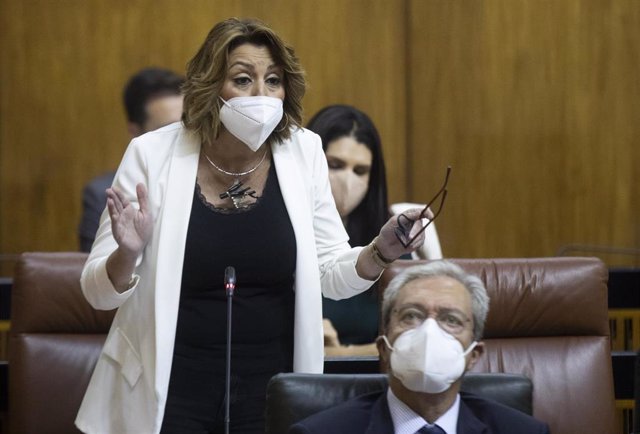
154;128;200;396
273;142;324;373
272;142;314;242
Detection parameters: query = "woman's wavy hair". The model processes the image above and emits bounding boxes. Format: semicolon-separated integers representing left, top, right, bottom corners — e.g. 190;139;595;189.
306;105;389;247
182;18;306;146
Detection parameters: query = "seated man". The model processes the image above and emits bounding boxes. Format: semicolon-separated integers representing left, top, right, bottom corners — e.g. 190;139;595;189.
78;67;184;252
291;261;550;433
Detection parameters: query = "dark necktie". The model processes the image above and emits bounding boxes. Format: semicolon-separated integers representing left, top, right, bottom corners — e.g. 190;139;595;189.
417;424;446;434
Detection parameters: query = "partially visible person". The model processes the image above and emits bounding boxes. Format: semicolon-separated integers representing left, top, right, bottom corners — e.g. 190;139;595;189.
78;67;184;252
306;105;442;353
75;18;426;434
291;261;551;434
306;105;442;259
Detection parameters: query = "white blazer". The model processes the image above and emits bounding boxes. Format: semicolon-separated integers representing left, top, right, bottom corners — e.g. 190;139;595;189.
75;123;374;434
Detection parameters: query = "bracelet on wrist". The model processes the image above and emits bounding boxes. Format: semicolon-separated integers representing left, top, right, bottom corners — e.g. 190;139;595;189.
370;237;394;269
127;274;139;290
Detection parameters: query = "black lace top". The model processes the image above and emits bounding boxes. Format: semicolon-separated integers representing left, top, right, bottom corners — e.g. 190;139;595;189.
162;162;296;430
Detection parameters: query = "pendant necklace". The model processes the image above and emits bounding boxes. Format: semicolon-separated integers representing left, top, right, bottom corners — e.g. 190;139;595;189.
203;148;268;209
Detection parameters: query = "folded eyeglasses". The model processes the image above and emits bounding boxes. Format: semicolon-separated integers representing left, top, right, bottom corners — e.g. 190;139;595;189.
394;166;451;248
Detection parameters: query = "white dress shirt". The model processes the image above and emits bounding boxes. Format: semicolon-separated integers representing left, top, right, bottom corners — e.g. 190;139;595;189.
387;388;460;434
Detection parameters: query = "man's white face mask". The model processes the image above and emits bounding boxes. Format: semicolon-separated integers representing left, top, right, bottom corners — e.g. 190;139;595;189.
382;318;477;394
219;96;284;151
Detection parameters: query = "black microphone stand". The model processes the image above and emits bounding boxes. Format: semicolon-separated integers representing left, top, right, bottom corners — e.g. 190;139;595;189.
224;266;236;434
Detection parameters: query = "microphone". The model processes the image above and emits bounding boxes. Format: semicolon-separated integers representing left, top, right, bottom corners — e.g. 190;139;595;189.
224;266;236;295
223;266;236;434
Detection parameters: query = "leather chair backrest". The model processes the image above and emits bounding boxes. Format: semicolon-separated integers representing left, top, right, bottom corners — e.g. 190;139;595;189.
9;252;109;434
8;254;615;434
379;257;616;434
265;372;532;434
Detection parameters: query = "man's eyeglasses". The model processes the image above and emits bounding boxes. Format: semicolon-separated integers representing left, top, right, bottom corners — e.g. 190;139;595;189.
394;306;471;335
394;166;451;248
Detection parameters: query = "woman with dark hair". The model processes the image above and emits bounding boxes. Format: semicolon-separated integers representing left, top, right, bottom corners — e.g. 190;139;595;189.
307;105;442;354
307;105;389;247
76;19;426;434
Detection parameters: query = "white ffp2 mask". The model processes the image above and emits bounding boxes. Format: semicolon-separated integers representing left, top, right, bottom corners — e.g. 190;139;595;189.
383;318;477;394
219;96;284;151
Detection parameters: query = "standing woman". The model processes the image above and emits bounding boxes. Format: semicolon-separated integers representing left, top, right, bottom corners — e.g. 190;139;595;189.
75;18;424;434
307;105;442;351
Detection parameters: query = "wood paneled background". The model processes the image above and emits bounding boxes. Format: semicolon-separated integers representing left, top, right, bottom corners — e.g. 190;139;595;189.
1;0;639;275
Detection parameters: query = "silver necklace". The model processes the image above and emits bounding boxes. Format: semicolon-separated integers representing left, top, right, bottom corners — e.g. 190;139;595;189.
203;148;268;209
203;148;268;178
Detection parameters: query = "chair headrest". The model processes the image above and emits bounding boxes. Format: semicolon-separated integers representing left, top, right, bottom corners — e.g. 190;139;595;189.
11;252;114;333
265;372;532;434
380;257;609;337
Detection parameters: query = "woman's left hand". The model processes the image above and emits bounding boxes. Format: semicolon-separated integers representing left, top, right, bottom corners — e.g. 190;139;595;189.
355;208;432;280
376;207;432;260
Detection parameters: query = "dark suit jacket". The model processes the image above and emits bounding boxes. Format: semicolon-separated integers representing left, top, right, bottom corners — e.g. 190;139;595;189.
289;390;550;434
79;171;115;252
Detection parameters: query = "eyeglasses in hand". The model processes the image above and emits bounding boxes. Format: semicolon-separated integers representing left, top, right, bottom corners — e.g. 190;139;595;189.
394;166;451;248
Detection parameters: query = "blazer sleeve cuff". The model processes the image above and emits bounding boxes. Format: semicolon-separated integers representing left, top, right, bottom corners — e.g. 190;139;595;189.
81;256;138;310
320;246;378;300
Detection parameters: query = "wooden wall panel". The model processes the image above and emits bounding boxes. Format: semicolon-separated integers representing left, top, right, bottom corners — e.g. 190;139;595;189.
408;0;640;265
0;0;406;272
1;0;639;271
276;1;409;204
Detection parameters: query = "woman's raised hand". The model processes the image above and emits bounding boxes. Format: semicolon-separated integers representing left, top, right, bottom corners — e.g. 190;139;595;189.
376;207;432;260
106;183;153;257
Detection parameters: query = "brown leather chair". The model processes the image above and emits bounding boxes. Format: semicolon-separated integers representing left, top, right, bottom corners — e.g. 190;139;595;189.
8;252;112;434
379;258;616;434
8;254;616;434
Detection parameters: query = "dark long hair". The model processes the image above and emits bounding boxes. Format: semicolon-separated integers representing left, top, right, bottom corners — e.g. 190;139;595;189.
306;105;389;246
